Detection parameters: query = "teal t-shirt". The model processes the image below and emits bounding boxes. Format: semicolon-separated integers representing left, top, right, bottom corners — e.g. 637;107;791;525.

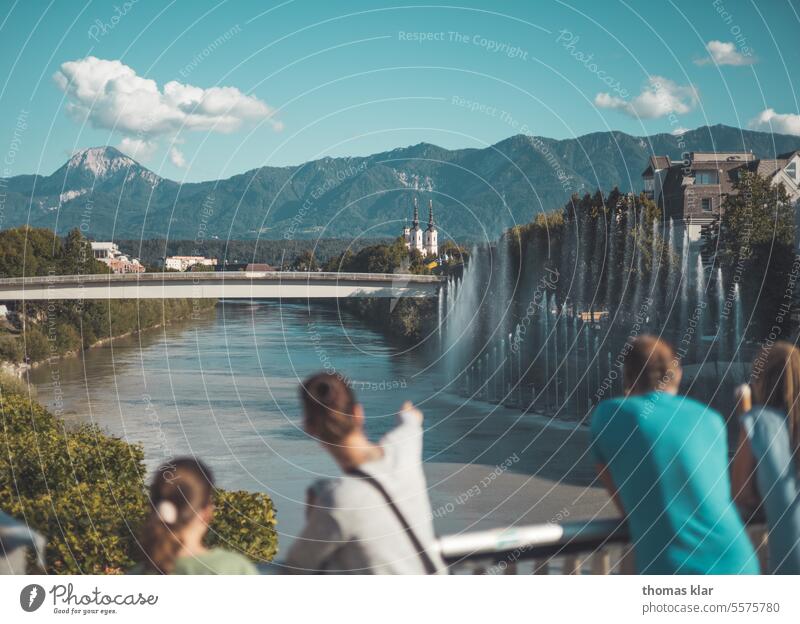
591;391;758;574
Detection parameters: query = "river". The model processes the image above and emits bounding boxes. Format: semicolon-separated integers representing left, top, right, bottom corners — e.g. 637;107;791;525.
29;301;612;553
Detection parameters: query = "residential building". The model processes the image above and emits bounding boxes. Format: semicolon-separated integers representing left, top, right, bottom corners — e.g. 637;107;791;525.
244;263;274;272
642;150;800;243
164;255;218;272
90;242;145;274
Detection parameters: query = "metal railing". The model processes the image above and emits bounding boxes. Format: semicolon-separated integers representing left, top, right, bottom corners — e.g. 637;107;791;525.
0;271;445;286
437;518;769;574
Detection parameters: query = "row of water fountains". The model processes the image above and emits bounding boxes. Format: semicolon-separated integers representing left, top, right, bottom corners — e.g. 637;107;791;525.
437;204;747;422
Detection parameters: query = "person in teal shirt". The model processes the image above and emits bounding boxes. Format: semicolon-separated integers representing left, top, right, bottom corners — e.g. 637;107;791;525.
591;335;758;574
129;457;258;575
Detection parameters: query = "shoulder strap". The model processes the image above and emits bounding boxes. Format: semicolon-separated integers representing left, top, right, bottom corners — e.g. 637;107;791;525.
348;468;440;575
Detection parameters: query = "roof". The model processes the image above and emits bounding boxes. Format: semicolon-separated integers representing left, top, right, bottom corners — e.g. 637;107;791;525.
642;155;671;176
753;158;790;178
690;151;754;164
651;155;671;169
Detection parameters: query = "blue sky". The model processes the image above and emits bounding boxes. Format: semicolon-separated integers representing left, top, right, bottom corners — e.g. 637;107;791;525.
1;0;799;182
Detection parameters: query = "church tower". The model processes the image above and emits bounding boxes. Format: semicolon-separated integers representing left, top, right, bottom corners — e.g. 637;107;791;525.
410;197;423;253
424;199;438;257
402;197;434;255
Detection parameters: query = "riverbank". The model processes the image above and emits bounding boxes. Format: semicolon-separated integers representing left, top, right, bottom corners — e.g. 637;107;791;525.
0;227;220;369
0;298;218;370
336;297;438;344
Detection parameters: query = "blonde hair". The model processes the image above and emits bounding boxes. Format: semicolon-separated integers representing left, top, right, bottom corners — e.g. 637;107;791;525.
623;335;680;395
751;341;800;472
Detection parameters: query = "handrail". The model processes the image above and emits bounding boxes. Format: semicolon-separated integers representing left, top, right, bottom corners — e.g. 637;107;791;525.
437;516;769;573
0;271;445;286
437;518;629;566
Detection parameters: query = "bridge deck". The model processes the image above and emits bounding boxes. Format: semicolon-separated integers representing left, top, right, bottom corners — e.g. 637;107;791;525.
0;271;443;300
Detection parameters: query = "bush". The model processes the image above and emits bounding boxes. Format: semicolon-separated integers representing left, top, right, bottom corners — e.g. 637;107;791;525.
22;328;50;362
0;334;22;363
55;323;82;353
0;392;148;573
0;370;30;397
0;391;278;573
208;489;279;563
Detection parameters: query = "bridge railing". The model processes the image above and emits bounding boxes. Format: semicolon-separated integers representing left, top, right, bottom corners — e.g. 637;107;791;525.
437;518;769;574
0;271;444;285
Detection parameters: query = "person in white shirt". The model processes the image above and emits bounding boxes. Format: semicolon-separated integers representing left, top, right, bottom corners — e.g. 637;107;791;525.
284;372;446;574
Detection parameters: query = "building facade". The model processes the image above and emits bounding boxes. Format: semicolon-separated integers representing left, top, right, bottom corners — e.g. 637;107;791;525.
402;198;438;257
642;150;800;243
90;242;144;274
164;256;218;272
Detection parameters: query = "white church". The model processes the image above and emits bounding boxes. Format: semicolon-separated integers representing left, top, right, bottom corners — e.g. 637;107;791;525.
402;198;438;257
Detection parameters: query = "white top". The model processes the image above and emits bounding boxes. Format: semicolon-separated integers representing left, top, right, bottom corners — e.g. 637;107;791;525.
284;411;446;574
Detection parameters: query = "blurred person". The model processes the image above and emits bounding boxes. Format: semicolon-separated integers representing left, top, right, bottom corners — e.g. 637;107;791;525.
131;457;257;574
591;335;758;574
732;341;800;574
284;372;446;574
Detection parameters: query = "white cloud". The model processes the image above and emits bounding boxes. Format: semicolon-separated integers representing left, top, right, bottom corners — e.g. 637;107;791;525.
54;56;282;155
671;127;689;136
749;108;800;136
169;146;187;168
118;137;157;160
695;40;755;66
595;76;699;119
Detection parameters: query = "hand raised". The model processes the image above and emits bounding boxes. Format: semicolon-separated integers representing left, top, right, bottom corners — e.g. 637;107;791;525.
399;400;423;424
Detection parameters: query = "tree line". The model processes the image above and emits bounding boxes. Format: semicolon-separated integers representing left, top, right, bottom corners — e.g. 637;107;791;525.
0;227;215;364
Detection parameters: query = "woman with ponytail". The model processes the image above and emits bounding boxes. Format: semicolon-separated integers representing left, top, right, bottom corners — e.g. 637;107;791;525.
131;457;257;575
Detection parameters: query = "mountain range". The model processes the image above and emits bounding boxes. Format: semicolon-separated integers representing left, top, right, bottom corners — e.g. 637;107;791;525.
3;124;800;241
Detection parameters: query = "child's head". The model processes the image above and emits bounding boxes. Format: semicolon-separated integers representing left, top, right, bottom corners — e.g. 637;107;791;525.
140;457;215;573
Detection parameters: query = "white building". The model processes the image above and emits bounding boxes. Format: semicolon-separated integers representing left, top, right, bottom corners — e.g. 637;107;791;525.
91;241;119;261
164;255;218;272
90;242;144;274
402;198;438;257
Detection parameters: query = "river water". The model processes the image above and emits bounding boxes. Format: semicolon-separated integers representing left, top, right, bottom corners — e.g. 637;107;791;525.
29;301;611;553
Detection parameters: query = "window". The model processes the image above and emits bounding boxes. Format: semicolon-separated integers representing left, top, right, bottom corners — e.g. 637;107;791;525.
643;177;654;193
786;161;797;181
695;170;719;185
701;198;712;212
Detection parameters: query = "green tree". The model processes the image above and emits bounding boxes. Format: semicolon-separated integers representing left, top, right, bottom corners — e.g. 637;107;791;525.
291;249;318;271
718;171;796;339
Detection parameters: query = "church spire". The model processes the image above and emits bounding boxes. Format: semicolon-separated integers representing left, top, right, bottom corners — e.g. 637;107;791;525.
427;199;435;229
412;197;420;229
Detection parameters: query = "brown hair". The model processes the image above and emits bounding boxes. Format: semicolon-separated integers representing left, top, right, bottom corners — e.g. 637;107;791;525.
623;335;680;395
299;372;358;444
139;457;214;574
751;341;800;471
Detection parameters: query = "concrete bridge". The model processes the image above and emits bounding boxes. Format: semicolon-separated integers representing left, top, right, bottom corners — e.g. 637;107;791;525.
0;271;443;300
